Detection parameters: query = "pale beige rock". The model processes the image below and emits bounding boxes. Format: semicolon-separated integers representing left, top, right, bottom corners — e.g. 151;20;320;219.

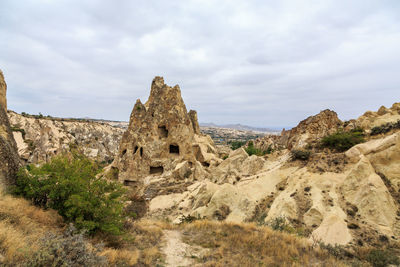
355;102;400;130
312;215;352;245
7;111;123;163
112;77;216;192
341;156;397;236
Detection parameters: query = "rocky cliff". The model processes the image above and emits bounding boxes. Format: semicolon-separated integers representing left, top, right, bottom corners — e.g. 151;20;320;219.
0;71;20;190
111;77;219;193
129;92;400;248
0;70;6;111
8;111;124;164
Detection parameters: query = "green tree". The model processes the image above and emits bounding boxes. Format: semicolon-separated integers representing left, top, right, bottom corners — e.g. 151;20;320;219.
13;152;126;236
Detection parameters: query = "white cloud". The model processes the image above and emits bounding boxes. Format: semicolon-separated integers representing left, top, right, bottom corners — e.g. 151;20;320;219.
0;0;399;127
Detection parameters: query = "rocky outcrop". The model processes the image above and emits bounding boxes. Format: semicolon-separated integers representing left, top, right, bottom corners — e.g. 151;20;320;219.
351;103;400;132
145;105;400;248
284;109;342;149
8;111;124;163
253;110;343;151
0;72;20;189
112;77;218;192
0;70;6;111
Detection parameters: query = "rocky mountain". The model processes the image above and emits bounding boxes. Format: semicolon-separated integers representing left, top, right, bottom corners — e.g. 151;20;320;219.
0;71;20;189
8;111;124;164
109;78;399;249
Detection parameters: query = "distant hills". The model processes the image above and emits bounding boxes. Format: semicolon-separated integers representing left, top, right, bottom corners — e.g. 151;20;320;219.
200;123;282;133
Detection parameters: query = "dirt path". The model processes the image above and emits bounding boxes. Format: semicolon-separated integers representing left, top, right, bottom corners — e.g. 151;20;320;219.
162;230;194;267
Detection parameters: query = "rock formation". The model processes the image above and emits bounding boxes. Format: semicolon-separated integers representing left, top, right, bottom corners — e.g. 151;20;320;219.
0;71;20;189
0;70;6;111
112;77;218;192
352;102;400;131
146;103;400;247
252;109;343;152
7;111;124;163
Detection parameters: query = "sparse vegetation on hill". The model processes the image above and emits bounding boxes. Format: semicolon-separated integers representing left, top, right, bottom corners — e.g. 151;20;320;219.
245;140;268;156
291;149;311;161
370;120;400;135
321;128;365;152
178;220;343;266
12;152;126;236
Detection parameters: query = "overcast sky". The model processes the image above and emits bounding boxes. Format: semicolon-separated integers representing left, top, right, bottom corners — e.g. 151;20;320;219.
1;0;400;128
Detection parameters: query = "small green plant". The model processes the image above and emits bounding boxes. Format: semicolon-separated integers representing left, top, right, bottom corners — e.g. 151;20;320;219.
366;249;400;267
13;152;127;236
321;128;365;152
229;140;246;150
291;149;311;161
10;125;26;139
245;141;267;156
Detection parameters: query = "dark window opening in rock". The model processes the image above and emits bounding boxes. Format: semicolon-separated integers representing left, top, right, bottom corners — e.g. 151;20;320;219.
202;162;210;167
169;144;180;154
150;166;164;174
121;149;127;156
123;180;136;186
140;147;143;157
158;126;168;138
188;161;193;168
134;146;138;154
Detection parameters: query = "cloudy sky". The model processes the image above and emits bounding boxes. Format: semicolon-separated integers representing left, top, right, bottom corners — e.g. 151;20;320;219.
1;0;400;128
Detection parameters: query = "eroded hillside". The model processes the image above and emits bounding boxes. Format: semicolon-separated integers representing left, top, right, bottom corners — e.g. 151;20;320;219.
7;111;124;164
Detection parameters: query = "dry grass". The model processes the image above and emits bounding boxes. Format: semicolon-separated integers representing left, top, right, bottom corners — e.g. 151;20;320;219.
0;193;64;263
177;220;347;267
0;191;166;266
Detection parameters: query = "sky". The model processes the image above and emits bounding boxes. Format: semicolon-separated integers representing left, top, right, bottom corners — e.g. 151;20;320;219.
1;0;400;128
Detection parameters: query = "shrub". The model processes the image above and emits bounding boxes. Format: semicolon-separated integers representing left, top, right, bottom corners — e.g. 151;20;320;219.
245;141;267;156
366;249;400;267
321;128;365;152
370;120;400;135
229;140;246;150
13;152;127;236
291;149;311;160
27;224;107;267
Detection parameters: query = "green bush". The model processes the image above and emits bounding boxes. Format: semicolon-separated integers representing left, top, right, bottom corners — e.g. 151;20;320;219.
366;249;400;267
321;128;365;152
370;120;400;135
245;141;267;156
229;140;246;150
13;152;126;236
291;149;311;161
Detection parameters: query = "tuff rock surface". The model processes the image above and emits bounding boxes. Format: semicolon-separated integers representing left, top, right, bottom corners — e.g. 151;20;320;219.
8;111;123;163
0;70;6;111
144;101;400;247
0;71;20;189
111;77;219;193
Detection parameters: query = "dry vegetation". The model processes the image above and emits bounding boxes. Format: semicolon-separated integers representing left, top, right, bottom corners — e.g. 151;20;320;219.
177;220;345;267
0;192;166;266
0;192;64;264
2;191;397;266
